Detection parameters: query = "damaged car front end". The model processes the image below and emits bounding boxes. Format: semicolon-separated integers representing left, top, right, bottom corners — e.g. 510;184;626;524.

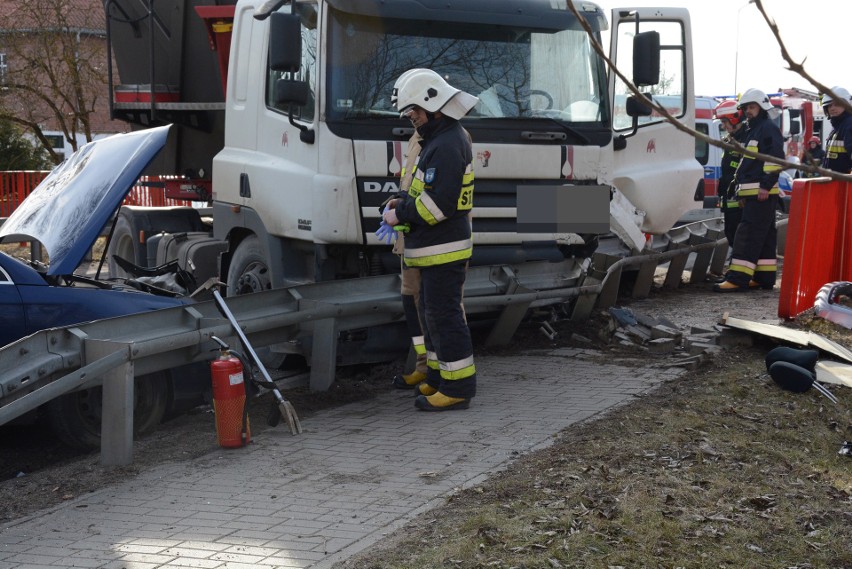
0;125;209;449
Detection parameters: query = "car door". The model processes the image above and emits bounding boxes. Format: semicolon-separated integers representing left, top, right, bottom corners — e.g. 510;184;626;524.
0;258;27;347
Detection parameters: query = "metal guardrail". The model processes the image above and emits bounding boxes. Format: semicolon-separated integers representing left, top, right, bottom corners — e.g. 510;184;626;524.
0;217;730;465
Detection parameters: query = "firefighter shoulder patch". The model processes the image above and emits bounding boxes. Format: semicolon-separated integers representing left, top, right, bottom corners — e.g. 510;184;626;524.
424;168;436;183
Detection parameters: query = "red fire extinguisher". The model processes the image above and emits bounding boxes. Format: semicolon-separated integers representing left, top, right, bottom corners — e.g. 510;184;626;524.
210;336;250;448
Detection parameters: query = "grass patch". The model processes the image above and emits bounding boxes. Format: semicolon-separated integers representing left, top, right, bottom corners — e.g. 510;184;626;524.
340;342;852;568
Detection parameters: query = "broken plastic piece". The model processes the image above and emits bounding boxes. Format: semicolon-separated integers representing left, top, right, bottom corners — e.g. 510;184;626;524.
608;306;637;327
814;281;852;330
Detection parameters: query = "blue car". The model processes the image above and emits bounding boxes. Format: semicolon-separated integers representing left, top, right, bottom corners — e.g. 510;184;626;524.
0;126;209;449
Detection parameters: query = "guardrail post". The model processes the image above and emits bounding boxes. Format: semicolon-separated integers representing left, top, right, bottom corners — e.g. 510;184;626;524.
485;267;532;346
663;245;689;289
631;259;658;298
592;253;622;310
308;317;338;391
707;229;728;276
687;235;714;283
86;340;134;466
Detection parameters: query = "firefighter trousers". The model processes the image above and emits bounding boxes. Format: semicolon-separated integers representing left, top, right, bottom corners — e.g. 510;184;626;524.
722;203;742;248
725;195;777;288
417;261;476;399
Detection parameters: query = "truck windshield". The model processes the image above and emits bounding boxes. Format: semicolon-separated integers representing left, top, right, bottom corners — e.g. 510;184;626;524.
326;10;609;127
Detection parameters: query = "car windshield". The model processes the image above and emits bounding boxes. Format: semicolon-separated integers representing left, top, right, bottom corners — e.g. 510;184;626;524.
326;9;609;125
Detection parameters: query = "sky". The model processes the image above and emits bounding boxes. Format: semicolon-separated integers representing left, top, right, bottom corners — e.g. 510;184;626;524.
594;0;845;98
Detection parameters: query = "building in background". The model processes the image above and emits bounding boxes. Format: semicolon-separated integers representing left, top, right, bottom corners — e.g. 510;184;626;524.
0;0;128;164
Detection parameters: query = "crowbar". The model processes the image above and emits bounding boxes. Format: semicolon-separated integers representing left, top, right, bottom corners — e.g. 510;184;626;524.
212;289;302;435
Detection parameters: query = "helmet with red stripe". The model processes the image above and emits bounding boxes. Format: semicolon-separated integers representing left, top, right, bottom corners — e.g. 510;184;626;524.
714;100;743;126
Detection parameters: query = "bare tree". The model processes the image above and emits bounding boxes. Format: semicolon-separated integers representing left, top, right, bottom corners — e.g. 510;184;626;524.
0;0;109;164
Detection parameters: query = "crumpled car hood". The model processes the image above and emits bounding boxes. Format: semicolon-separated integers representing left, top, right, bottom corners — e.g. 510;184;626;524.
0;125;170;276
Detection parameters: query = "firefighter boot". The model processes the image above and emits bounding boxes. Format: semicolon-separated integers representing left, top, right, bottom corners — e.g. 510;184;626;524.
749;280;774;290
392;370;426;389
415;381;438;397
414;392;470;411
712;280;746;293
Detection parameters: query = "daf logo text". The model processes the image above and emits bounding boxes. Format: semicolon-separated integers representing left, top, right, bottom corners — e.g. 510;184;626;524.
363;181;401;193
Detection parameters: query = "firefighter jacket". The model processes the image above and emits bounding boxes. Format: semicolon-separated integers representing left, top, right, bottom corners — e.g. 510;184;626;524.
395;117;474;267
735;112;784;198
718;126;749;207
823;112;852;173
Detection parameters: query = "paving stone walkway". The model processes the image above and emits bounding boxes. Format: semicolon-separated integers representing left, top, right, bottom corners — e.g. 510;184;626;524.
0;350;682;568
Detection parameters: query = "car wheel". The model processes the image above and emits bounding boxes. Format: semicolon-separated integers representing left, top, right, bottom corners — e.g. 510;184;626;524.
44;371;170;450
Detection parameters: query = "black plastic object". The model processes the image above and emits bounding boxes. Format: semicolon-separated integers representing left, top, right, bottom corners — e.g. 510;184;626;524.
768;361;815;393
765;346;819;374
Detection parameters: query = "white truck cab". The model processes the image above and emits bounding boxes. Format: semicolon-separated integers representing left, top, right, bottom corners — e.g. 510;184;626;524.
106;0;702;293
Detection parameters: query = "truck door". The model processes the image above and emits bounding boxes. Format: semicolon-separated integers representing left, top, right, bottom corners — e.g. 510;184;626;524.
608;8;702;234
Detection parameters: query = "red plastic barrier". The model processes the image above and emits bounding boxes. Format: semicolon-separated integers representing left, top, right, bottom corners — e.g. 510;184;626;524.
778;178;852;319
0;172;194;216
0;171;48;216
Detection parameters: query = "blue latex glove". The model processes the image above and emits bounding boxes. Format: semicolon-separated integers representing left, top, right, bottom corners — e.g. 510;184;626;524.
375;221;396;244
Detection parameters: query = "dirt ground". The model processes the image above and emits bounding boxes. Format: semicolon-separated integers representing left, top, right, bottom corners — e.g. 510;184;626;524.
0;267;849;548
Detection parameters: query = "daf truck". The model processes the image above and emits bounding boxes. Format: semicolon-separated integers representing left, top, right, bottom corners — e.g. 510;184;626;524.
104;0;703;364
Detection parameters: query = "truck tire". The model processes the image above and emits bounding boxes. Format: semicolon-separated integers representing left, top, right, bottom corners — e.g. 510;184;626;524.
108;213;142;278
225;235;287;367
226;235;272;296
44;371;170;450
107;207;207;278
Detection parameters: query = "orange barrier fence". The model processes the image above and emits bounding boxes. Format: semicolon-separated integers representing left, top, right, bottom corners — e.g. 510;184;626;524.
0;171;194;217
778;178;852;319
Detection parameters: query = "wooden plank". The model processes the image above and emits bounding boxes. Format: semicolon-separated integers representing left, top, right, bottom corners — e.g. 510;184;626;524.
816;361;852;388
719;314;852;364
720;315;811;345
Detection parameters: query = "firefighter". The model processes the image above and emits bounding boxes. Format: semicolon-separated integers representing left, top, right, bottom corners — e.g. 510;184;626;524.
820;86;852;173
714;88;784;293
802;135;825;177
714;100;748;248
382;69;479;411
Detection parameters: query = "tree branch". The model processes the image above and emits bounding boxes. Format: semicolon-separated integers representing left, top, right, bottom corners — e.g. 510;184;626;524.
563;3;852;183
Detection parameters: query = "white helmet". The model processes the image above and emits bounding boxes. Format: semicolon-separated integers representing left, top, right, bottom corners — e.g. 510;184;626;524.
737;88;773;111
390;69;419;108
821;86;852;108
393;68;479;120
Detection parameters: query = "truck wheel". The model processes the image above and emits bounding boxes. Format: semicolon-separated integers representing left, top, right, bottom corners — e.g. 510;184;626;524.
44;372;170;450
225;236;286;367
227;235;271;295
107;213;141;278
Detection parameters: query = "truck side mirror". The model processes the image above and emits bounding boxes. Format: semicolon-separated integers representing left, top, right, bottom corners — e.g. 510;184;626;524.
615;93;654;150
275;79;309;107
274;78;314;144
626;94;653;118
269;12;302;72
633;31;660;87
